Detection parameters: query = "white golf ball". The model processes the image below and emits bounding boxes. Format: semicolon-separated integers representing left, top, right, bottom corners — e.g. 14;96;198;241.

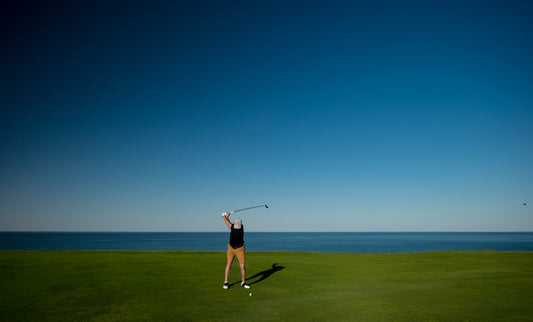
249;293;253;296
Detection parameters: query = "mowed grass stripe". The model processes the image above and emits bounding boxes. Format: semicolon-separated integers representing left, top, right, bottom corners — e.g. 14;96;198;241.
1;251;532;321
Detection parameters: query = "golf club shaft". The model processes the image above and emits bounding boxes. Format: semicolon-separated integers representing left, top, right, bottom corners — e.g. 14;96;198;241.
231;205;268;214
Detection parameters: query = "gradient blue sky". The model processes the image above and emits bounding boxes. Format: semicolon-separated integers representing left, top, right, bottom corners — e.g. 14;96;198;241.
1;0;532;232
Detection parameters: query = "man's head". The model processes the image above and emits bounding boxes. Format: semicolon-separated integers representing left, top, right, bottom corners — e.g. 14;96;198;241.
234;218;242;229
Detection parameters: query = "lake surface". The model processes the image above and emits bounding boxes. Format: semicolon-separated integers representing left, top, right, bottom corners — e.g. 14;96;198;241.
1;232;533;253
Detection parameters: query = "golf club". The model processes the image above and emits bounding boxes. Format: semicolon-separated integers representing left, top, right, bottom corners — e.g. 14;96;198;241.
222;204;269;216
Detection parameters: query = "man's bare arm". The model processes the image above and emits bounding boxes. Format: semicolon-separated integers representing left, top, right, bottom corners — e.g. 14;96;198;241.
222;212;232;229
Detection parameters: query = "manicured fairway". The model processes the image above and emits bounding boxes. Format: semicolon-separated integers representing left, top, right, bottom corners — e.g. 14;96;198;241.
1;251;532;321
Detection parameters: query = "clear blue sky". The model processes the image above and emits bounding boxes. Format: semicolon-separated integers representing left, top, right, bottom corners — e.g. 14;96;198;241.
1;0;532;232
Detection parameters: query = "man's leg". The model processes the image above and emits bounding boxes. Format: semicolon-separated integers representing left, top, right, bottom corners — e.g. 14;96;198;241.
225;259;233;282
239;263;246;283
236;246;250;288
224;245;235;289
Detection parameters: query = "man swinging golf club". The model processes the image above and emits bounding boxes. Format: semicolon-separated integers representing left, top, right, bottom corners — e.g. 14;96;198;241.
222;212;251;290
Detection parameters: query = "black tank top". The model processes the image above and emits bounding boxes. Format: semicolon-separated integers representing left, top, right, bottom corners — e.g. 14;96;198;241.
229;224;244;248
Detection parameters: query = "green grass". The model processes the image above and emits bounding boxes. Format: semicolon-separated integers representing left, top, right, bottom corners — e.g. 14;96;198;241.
1;251;532;321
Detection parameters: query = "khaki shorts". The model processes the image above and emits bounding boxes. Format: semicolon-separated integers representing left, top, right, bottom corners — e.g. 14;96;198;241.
227;244;245;264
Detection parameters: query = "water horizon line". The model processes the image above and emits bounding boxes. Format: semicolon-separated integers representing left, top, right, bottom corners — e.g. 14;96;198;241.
2;231;532;234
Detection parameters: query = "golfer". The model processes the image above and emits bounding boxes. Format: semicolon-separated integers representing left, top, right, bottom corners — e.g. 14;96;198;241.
222;212;251;290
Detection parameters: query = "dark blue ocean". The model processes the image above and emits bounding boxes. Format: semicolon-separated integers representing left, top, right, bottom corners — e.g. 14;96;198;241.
1;232;533;253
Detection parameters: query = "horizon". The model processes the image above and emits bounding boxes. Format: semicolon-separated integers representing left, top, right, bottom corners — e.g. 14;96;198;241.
2;230;533;233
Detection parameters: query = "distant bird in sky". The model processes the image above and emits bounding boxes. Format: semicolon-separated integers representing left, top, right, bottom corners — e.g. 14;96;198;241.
524;203;527;206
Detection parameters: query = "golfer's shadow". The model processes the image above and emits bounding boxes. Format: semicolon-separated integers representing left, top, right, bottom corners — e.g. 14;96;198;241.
246;263;285;285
